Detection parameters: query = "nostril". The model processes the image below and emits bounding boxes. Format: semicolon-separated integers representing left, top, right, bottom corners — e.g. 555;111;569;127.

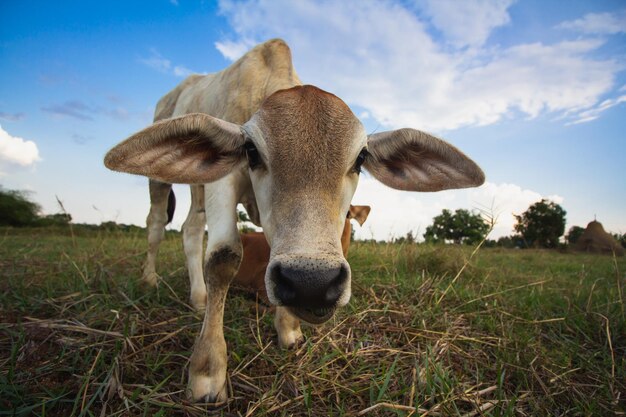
273;265;297;304
324;265;347;304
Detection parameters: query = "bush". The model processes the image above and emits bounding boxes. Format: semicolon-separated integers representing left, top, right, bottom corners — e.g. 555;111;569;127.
36;213;72;227
613;233;626;249
496;235;524;248
0;188;41;226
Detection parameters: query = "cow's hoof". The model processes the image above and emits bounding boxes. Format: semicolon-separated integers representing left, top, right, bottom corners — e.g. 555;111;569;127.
278;327;304;349
200;392;226;404
141;272;159;287
188;375;227;404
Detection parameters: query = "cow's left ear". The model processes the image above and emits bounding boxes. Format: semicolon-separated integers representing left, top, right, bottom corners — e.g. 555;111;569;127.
364;128;484;191
104;113;246;184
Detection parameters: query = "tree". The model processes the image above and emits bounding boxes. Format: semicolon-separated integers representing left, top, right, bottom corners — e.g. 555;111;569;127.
0;187;41;226
566;225;585;245
424;208;489;245
514;199;566;248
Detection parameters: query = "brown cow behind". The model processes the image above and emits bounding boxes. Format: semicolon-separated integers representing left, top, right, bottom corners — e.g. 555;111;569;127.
234;205;371;302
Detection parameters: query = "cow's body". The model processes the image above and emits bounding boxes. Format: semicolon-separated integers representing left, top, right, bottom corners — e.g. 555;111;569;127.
105;39;485;402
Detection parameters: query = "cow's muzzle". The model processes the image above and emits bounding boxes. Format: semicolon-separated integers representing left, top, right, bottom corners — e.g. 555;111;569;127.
267;256;350;324
289;306;336;324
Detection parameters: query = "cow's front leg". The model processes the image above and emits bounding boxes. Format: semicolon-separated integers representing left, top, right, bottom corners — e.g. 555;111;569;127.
275;306;303;349
188;180;241;403
188;244;240;402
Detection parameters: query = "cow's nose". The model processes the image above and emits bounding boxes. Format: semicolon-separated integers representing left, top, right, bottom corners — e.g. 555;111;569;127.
270;263;348;308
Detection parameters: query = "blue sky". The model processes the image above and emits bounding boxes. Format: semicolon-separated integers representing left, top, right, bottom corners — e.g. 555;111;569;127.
1;0;625;240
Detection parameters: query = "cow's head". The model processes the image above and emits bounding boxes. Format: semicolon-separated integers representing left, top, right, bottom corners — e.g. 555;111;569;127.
104;85;484;324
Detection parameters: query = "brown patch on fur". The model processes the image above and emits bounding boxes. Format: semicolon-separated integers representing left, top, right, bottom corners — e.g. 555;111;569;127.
258;85;360;201
233;232;270;300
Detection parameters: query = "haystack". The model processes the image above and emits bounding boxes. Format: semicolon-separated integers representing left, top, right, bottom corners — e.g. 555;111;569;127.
575;220;624;256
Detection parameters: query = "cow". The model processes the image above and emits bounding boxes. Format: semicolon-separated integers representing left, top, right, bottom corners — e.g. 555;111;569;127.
340;205;370;258
233;205;370;347
104;39;485;402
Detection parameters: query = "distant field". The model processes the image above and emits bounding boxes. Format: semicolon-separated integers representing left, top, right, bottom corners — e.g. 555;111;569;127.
1;228;624;416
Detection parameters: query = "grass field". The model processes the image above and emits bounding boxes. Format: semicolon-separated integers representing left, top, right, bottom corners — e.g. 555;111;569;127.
1;227;624;416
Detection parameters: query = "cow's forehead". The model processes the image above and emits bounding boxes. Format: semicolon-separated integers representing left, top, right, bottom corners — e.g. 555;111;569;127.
255;85;364;190
259;85;361;142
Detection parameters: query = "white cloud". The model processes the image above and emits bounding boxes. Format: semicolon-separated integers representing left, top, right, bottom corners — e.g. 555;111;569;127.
418;0;516;47
568;94;626;125
0;125;41;169
215;0;624;131
465;182;563;239
173;65;194;77
557;10;626;35
451;40;618;126
139;49;172;73
352;176;444;241
352;178;564;241
358;111;370;120
139;49;196;78
215;39;254;61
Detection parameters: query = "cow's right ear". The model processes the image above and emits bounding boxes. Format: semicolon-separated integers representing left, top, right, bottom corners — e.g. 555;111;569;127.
104;113;246;184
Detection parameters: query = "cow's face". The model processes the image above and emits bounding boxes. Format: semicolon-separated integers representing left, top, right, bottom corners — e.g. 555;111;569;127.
242;86;365;323
104;84;484;325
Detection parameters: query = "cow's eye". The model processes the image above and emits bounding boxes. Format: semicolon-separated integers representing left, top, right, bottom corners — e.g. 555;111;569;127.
354;148;368;174
244;141;260;170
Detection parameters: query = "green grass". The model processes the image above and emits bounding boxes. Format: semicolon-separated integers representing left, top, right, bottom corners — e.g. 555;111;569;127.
0;227;624;416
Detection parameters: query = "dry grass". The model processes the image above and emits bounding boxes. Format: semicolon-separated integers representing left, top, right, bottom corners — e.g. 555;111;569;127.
1;227;624;416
